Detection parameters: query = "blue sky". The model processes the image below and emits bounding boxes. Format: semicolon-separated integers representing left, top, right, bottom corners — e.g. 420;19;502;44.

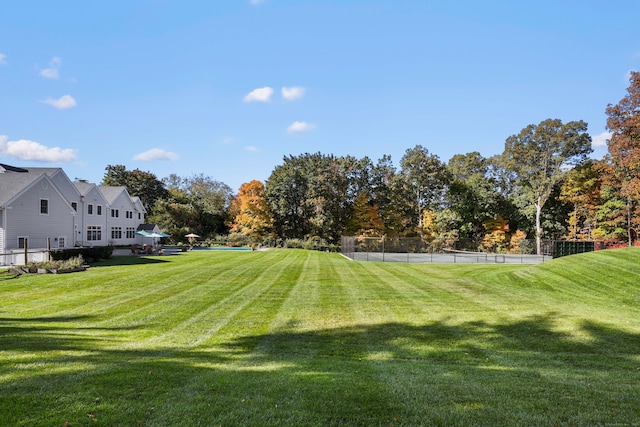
1;1;639;191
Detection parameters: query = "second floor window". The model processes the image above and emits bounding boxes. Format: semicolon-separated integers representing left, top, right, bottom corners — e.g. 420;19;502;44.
40;199;49;215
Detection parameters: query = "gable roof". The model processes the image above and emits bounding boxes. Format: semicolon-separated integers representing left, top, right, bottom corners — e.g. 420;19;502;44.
22;166;65;176
130;196;147;213
0;172;44;206
74;180;97;196
98;185;129;205
0;172;72;210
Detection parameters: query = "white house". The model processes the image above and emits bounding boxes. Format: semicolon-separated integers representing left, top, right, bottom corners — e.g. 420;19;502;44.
99;185;145;246
75;180;109;247
0;165;76;265
0;164;147;265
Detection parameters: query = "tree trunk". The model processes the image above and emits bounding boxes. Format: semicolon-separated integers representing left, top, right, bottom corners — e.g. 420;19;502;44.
628;199;632;247
416;189;424;239
535;200;542;256
572;204;578;240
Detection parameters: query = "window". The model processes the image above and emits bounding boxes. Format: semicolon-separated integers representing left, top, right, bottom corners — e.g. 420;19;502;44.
71;202;77;212
86;226;102;241
126;227;136;239
88;204;93;215
138;213;141;220
126;211;133;219
18;236;28;249
97;205;102;215
57;237;65;248
111;227;122;239
40;199;49;215
111;209;119;218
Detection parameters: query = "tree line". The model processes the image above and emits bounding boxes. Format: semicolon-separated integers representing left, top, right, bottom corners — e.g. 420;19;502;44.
103;72;640;254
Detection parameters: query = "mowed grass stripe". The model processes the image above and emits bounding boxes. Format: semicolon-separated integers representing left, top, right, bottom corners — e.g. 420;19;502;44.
94;251;287;346
149;250;306;348
0;252;250;320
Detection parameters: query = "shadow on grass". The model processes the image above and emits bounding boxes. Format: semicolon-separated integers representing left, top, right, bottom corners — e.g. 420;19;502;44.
0;272;21;281
1;314;638;426
93;255;171;267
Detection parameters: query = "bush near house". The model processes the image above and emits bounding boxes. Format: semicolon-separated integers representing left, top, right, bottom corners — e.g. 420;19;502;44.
50;246;113;263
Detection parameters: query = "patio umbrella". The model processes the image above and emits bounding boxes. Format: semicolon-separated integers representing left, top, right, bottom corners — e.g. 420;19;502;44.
185;233;200;245
136;230;168;247
148;232;170;238
141;232;170;248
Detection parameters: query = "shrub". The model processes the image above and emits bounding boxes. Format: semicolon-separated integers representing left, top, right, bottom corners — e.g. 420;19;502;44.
50;246;113;263
23;255;85;272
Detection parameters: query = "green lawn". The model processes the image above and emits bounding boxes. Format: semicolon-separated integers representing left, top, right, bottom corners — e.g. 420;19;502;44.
1;248;639;426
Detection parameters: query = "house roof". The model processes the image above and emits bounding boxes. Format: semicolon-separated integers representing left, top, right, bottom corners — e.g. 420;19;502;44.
0;172;53;207
98;185;128;204
130;196;147;213
22;166;65;176
0;163;29;173
136;223;160;232
74;180;96;196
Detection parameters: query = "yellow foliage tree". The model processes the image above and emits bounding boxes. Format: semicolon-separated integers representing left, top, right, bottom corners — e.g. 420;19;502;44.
228;180;273;238
345;193;385;236
482;216;509;253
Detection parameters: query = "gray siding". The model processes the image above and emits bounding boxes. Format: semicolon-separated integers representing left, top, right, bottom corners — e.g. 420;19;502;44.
4;179;74;249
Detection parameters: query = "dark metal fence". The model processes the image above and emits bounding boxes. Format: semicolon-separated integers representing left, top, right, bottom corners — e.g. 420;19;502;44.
340;236;553;264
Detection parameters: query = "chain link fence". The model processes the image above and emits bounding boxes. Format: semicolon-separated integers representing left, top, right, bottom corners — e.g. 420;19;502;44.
341;236;553;264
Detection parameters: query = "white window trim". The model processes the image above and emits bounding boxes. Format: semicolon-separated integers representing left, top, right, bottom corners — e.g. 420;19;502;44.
40;198;49;215
86;225;102;241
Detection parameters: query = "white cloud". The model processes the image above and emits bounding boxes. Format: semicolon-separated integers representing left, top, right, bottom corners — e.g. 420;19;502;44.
591;131;611;148
219;137;239;145
40;56;62;79
0;135;77;162
245;145;259;152
0;53;6;65
287;121;315;134
244;86;274;103
133;148;179;161
42;95;77;110
282;86;305;101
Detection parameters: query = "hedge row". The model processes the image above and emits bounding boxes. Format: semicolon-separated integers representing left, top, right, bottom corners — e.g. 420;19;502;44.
50;246;114;262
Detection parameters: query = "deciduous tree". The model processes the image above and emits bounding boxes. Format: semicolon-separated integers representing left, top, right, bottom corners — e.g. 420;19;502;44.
604;71;640;245
102;165;168;213
559;160;600;240
397;145;450;237
229;180;273;238
501;119;592;254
